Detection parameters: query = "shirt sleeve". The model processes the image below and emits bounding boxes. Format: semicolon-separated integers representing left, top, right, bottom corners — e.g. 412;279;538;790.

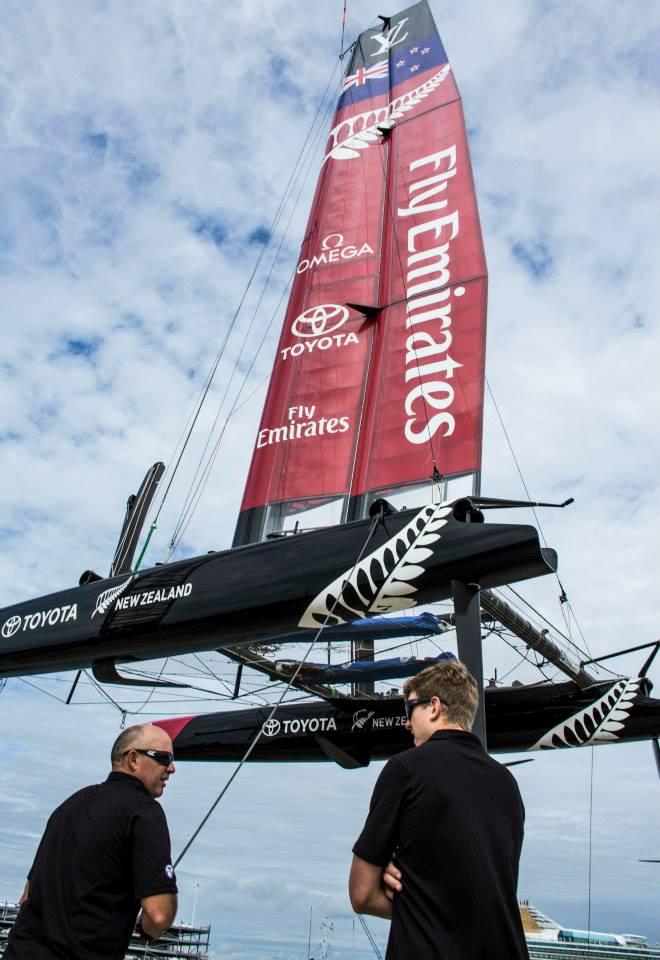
352;757;409;868
27;810;54;880
131;802;178;900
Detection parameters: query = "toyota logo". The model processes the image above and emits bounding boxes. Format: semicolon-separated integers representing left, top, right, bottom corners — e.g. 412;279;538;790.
291;304;349;338
1;615;21;639
262;718;281;737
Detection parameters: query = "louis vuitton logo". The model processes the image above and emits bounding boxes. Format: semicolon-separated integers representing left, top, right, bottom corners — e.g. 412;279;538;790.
369;17;409;57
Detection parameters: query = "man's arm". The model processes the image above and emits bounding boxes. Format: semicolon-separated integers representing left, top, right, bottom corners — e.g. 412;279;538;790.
18;880;29;907
349;856;392;919
138;893;178;940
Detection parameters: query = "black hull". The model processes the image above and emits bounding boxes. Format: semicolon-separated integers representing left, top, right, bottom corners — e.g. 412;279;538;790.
0;500;556;677
154;679;660;766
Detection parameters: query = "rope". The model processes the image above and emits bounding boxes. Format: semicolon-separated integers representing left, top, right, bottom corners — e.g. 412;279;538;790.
340;0;348;62
173;512;383;867
131;56;340;566
18;677;69;705
586;746;595;949
485;377;591;657
164;60;341;557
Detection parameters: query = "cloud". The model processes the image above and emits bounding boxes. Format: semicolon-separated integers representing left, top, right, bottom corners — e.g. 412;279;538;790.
0;0;658;955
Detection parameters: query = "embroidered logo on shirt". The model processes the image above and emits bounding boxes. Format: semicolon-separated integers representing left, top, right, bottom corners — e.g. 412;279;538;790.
165;864;175;879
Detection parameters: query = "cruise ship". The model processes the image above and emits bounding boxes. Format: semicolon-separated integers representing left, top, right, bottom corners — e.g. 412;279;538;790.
521;902;660;959
0;901;210;958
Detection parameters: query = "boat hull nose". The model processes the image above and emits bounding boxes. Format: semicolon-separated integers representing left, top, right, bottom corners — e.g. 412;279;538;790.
153;716;195;743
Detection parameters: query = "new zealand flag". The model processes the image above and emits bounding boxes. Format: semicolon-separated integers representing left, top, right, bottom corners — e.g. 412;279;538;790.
338;0;448;110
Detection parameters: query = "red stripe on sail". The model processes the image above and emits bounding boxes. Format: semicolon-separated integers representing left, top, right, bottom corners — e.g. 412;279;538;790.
352;96;487;496
240;95;389;513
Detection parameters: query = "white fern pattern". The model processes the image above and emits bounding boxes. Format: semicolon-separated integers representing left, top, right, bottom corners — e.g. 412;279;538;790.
530;678;641;751
298;503;452;629
91;575;135;619
352;710;376;732
325;65;452;163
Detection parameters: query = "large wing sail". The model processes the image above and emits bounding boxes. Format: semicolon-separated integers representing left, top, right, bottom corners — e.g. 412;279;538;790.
235;1;486;544
348;3;487;513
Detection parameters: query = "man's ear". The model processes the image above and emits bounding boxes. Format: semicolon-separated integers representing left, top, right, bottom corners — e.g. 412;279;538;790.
430;695;445;721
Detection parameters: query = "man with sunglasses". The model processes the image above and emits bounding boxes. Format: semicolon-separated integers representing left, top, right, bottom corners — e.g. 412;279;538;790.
349;659;529;960
5;723;178;960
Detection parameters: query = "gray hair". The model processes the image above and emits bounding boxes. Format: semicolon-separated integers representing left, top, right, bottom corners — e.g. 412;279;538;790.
110;724;150;765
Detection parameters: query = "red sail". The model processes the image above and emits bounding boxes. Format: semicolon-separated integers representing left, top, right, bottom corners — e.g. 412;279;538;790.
235;0;486;543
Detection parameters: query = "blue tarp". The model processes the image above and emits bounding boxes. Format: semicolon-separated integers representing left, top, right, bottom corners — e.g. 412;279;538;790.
277;611;450;644
276;651;455;684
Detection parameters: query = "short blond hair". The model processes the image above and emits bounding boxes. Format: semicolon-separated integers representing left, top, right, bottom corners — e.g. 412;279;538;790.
403;660;479;731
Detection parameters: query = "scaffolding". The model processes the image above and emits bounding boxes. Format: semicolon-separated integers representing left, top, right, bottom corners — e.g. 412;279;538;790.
0;901;210;959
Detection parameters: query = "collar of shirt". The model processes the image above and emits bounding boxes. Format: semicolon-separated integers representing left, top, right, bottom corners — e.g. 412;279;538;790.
429;729;483;749
107;771;151;795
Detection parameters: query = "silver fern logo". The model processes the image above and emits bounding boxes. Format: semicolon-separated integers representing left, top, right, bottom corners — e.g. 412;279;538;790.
352;709;376;732
298;502;452;629
530;678;641;751
325;65;451;162
91;575;135;619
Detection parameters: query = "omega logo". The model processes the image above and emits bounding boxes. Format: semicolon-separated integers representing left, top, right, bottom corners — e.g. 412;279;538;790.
291;304;349;338
321;233;344;250
296;234;375;275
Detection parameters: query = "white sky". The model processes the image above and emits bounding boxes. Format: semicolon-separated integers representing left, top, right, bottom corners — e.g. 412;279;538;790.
0;1;659;957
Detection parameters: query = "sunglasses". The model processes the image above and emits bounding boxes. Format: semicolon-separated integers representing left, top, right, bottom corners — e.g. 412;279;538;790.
404;697;432;720
126;748;174;767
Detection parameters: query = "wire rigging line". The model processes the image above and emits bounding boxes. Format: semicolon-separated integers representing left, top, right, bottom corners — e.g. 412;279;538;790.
485;378;548;543
586;747;595;943
84;670;127;714
142;60;340;556
503;586;616;678
485;377;591;657
191;653;238;699
340;0;349;64
172;513;383;868
358;914;384;960
161;64;341;557
503;585;586;659
165;85;341;556
18;677;69;705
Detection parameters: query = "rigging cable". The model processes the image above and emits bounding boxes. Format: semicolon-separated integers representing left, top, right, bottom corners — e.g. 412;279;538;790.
141;57;341;560
502;585;619;679
266;58;354;511
358;915;385;960
18;677;68;705
485;378;592;658
83;670;127;715
586;747;595;943
163;61;342;557
503;585;590;663
340;0;348;64
172;512;383;868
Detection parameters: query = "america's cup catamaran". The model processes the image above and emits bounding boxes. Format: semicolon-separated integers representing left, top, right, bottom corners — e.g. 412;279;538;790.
1;1;658;769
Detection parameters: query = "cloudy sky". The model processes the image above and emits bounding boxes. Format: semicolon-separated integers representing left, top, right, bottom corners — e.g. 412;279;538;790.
1;0;659;957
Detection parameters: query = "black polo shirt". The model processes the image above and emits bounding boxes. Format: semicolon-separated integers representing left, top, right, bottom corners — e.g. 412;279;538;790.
5;772;177;960
353;730;529;960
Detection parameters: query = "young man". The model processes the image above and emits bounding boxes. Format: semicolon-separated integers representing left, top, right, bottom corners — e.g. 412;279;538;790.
6;723;178;960
349;660;529;960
